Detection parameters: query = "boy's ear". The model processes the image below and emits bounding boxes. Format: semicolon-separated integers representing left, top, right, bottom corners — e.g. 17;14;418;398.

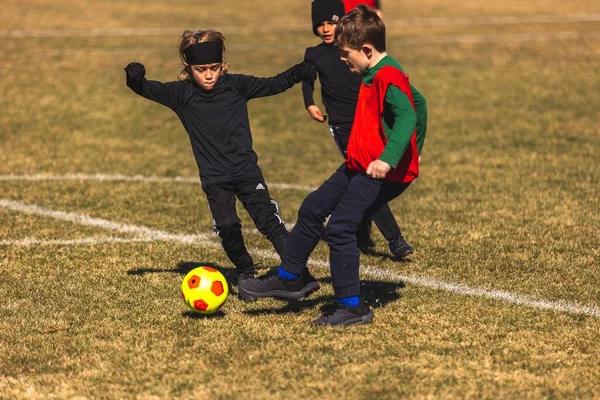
361;45;373;60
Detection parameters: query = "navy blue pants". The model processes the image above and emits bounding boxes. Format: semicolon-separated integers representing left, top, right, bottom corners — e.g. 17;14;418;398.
281;163;410;298
330;123;401;241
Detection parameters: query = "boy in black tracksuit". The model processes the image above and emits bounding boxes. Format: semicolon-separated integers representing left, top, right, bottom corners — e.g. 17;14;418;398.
302;0;428;259
124;29;319;290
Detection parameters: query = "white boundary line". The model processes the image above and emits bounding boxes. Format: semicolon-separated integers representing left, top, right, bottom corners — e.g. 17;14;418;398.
0;237;158;247
0;199;213;244
0;174;316;192
395;31;600;45
3;32;599;58
1;198;598;319
2;14;600;38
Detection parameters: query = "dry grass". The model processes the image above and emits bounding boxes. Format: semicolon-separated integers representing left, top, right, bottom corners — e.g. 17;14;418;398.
1;0;600;398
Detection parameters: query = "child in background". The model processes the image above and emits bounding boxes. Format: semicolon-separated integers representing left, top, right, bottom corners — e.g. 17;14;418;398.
302;0;428;259
241;6;425;326
124;29;319;294
343;0;382;18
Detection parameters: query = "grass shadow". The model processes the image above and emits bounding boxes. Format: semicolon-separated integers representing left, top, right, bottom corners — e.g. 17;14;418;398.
360;247;413;263
182;310;226;320
127;261;235;280
243;277;405;316
243;294;335;316
318;232;412;263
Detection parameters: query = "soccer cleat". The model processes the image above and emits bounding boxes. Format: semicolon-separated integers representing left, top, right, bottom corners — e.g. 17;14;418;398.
238;269;320;300
312;300;374;327
236;265;258;302
389;234;414;259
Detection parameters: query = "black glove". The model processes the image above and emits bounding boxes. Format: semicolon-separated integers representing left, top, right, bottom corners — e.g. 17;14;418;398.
124;62;146;94
295;62;317;83
124;62;146;80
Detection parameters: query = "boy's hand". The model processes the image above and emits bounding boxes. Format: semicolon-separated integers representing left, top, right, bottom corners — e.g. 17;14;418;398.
307;105;326;123
366;160;392;179
124;62;146;80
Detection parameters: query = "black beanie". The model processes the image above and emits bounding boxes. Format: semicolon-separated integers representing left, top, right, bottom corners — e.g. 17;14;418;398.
311;0;345;36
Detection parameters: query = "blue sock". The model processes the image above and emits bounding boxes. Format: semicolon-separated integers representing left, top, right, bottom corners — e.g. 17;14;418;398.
337;296;360;307
278;266;299;281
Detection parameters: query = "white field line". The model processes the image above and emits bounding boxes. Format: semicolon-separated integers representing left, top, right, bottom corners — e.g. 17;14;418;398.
1;198;599;319
3;31;600;59
398;31;600;45
0;237;157;247
0;226;297;246
387;13;600;27
0;199;213;244
0;174;316;192
2;14;600;38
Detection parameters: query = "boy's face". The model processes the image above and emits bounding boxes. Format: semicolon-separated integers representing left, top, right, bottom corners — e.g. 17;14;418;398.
316;21;337;45
188;63;222;91
339;45;371;74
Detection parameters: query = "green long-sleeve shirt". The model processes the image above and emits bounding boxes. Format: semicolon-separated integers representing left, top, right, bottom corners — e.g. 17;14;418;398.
363;55;428;167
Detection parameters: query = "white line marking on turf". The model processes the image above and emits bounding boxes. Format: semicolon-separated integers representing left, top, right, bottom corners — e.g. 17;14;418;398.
3;32;599;58
0;199;214;244
2;14;599;38
398;31;600;45
0;237;157;247
387;13;600;27
1;198;598;319
0;174;316;192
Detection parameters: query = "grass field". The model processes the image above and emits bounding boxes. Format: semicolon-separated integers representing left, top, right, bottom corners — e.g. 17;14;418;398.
1;0;600;398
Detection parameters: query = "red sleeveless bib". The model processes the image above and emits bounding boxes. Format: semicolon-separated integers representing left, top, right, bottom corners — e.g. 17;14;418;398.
345;66;419;183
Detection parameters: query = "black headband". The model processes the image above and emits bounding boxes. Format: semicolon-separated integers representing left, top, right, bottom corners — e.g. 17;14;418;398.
184;42;223;65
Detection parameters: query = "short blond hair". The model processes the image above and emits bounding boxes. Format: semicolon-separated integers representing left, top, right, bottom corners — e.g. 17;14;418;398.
335;5;386;52
177;30;229;81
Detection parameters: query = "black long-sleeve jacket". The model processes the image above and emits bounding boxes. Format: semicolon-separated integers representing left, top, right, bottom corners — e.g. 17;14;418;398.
127;65;310;185
302;43;362;126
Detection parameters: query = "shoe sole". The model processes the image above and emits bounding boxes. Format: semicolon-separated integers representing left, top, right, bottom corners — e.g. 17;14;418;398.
313;309;375;327
239;281;320;301
239;291;257;302
393;248;414;259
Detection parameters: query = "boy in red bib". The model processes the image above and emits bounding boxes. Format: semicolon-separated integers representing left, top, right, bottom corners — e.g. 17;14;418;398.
239;6;422;327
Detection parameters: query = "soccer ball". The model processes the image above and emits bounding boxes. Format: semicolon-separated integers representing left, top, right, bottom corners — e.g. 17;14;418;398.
181;267;229;314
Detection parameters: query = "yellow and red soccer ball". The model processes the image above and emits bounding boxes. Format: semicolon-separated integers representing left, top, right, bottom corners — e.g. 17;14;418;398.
181;267;229;314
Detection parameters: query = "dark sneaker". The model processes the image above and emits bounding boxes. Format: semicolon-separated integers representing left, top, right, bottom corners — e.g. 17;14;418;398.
389;235;413;259
312;300;374;327
238;269;320;301
236;265;257;302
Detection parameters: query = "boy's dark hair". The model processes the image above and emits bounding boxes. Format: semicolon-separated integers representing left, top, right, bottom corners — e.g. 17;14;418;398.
334;4;385;52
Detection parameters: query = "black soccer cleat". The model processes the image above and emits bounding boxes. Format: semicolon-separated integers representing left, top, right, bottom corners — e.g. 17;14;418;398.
389;234;414;259
236;265;258;302
312;300;374;327
238;269;320;301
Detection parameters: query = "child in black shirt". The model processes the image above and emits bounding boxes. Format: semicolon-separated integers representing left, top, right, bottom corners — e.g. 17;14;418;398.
125;29;318;291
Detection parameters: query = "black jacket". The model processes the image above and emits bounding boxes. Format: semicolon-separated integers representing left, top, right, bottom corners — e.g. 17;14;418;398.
127;64;313;185
302;43;361;126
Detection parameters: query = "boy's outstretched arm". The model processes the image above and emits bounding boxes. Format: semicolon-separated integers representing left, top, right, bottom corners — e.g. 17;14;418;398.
238;62;317;100
124;62;182;110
